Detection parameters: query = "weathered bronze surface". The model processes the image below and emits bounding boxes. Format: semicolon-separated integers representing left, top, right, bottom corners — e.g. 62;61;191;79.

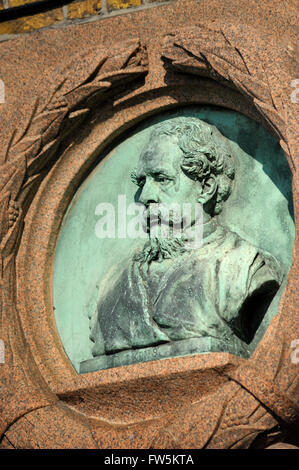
82;117;282;372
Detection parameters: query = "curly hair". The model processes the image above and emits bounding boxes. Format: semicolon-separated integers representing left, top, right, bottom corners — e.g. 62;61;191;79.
146;117;235;215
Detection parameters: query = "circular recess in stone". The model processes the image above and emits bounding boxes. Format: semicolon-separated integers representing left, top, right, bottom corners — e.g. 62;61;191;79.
53;107;295;373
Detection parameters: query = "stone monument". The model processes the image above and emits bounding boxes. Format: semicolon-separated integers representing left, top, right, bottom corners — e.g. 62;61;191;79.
0;0;298;449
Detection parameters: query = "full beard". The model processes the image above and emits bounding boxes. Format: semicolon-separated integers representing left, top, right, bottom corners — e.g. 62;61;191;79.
134;231;187;265
133;205;190;265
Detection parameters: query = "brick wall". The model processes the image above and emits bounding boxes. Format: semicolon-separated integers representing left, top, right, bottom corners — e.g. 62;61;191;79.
0;0;175;36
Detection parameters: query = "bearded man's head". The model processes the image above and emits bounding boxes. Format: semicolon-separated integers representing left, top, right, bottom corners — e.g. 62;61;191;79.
131;117;235;263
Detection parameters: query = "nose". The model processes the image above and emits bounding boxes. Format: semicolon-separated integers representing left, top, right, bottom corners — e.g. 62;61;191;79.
139;178;159;206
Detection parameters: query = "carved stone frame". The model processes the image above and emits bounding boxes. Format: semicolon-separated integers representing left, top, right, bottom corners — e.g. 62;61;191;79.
0;17;298;448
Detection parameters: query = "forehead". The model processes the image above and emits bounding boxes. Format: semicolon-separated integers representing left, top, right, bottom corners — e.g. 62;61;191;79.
137;134;181;174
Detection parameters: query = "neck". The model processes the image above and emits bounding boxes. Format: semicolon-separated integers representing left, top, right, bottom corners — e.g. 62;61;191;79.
181;214;217;247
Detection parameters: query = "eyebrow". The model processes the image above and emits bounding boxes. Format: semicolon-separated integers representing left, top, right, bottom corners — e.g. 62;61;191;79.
144;167;176;176
154;170;176;178
152;168;173;174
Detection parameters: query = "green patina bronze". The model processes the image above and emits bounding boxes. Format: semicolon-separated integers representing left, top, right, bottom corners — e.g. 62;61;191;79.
53;108;294;373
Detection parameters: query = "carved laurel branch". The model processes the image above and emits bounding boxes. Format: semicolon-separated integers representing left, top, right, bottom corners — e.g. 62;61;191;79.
0;39;148;436
162;25;292;164
162;25;299;440
0;39;148;264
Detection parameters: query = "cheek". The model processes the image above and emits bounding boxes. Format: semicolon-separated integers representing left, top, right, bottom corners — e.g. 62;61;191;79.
176;177;198;202
187;185;199;202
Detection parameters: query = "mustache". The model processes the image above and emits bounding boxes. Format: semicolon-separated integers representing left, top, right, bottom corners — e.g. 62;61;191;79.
134;236;187;264
142;204;183;232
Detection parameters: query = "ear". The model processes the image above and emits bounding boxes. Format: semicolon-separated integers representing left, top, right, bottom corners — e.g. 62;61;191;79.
197;175;217;204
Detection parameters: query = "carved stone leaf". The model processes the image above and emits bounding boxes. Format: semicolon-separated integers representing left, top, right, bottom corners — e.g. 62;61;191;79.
162;25;289;151
0;155;26;199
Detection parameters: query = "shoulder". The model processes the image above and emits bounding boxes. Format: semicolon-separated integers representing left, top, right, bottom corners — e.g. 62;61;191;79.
216;226;282;287
224;228;283;290
214;227;283;328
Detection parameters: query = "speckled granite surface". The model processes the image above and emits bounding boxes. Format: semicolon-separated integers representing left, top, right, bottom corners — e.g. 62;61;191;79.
0;0;298;449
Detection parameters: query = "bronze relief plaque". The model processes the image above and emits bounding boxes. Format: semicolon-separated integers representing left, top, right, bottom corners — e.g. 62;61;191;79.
52;108;294;373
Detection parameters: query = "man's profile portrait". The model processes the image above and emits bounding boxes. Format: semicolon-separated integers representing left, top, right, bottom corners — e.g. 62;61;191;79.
81;117;283;372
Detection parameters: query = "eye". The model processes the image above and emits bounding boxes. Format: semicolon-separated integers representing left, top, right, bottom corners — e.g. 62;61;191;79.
155;174;170;183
